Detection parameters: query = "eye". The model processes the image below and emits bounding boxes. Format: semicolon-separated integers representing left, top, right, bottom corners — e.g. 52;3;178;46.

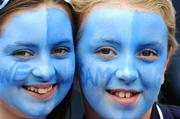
96;47;117;58
136;49;158;60
12;50;33;58
51;47;69;56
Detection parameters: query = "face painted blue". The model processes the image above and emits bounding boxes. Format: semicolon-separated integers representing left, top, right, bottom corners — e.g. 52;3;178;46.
77;8;168;119
0;7;74;118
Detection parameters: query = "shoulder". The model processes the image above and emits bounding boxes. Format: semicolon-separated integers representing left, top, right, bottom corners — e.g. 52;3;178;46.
158;103;180;119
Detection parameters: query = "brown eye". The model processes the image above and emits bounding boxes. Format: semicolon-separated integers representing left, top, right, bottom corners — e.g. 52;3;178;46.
51;47;68;56
137;49;157;60
96;47;117;58
12;50;33;58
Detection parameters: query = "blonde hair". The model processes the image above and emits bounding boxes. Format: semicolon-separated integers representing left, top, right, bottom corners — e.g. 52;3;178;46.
72;0;178;56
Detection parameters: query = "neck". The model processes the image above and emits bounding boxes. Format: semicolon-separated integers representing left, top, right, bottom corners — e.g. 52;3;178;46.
141;107;152;119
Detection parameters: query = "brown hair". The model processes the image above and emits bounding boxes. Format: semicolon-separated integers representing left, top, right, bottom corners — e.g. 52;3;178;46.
72;0;178;57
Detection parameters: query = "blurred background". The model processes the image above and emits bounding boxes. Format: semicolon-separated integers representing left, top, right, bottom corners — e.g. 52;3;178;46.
159;0;180;106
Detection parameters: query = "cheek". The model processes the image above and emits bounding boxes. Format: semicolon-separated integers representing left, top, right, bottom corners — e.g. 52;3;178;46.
139;64;164;91
79;59;113;88
9;64;32;84
0;59;31;85
54;58;75;82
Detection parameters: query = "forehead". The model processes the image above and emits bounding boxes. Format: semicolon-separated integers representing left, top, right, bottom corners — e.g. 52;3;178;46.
80;8;167;38
81;7;166;31
79;8;168;47
2;6;72;44
4;6;70;32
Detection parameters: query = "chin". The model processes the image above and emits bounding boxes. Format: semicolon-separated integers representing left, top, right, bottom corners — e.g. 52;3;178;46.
18;108;51;118
13;100;56;118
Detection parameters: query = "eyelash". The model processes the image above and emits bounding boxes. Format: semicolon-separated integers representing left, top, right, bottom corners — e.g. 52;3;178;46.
12;49;34;59
11;46;69;59
96;47;117;59
95;46;158;60
136;49;158;60
51;47;69;57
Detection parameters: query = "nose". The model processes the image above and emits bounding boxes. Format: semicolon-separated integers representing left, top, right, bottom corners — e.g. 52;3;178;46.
32;58;56;82
115;61;138;83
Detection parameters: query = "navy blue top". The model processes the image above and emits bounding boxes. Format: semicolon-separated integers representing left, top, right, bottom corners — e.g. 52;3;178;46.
82;103;180;119
151;103;180;119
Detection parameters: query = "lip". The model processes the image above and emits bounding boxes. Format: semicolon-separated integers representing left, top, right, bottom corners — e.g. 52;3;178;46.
22;83;57;100
106;89;142;105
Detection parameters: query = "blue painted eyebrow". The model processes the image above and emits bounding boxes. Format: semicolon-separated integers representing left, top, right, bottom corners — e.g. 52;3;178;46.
51;40;73;46
3;43;38;53
137;42;164;50
93;39;121;46
5;43;37;48
6;40;73;46
88;39;165;52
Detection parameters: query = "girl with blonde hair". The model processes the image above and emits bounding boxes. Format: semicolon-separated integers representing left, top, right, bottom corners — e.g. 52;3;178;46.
72;0;180;118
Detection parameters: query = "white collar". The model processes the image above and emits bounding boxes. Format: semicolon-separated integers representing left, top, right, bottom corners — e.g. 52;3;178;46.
0;0;9;9
156;104;164;119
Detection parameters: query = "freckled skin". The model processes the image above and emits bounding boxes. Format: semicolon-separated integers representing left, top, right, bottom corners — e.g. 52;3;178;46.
0;7;75;118
77;8;168;119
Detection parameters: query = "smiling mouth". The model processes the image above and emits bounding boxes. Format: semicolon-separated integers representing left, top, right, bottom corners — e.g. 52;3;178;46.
106;89;142;105
22;84;57;100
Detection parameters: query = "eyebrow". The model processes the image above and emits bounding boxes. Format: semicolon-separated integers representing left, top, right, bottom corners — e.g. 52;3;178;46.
138;41;165;49
50;40;73;46
5;42;37;48
95;38;121;46
3;43;37;51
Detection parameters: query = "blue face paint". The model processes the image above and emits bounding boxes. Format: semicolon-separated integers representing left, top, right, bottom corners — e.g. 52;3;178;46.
0;7;75;118
77;8;167;119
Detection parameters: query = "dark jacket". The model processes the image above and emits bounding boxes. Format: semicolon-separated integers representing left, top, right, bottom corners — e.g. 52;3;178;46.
151;103;180;119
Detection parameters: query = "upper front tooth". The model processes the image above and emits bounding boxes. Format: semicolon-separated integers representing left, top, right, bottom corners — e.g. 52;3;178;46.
119;92;125;98
38;88;47;94
125;92;131;98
